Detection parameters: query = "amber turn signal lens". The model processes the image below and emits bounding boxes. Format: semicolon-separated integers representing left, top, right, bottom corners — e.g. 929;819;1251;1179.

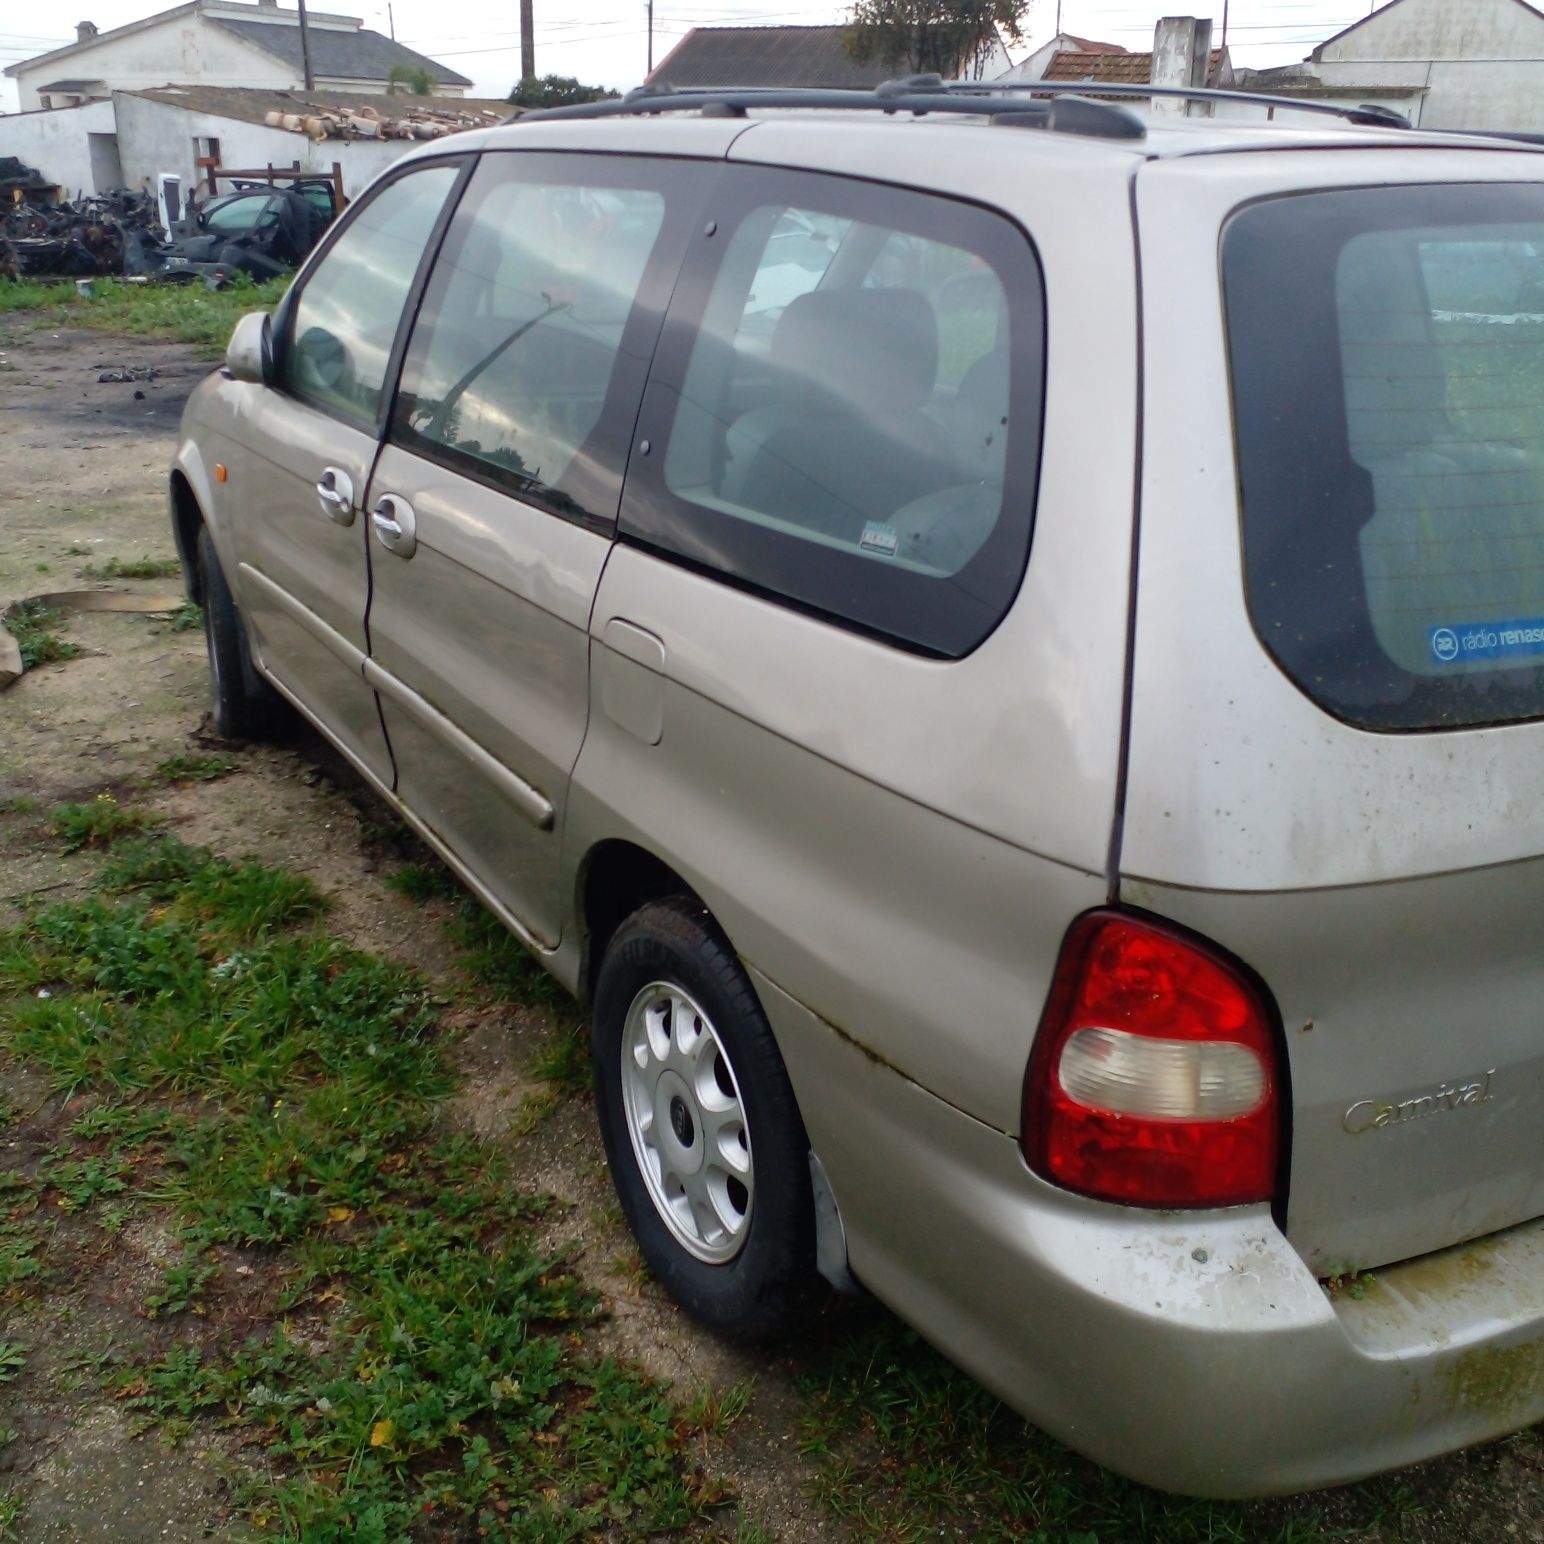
214;464;228;482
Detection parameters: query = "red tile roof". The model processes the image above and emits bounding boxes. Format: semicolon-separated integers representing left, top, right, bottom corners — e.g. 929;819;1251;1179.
1043;48;1226;86
1059;35;1127;55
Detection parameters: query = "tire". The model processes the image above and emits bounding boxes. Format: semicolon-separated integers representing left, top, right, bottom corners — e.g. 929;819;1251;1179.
196;525;288;741
592;898;822;1340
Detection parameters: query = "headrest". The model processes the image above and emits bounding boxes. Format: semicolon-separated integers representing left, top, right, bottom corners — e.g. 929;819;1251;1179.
770;288;938;414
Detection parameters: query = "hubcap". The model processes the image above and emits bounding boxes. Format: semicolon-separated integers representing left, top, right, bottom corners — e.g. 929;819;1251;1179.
619;981;753;1264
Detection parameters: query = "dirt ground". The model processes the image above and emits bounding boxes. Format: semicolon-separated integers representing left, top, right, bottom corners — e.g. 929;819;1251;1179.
0;326;841;1542
3;325;1544;1544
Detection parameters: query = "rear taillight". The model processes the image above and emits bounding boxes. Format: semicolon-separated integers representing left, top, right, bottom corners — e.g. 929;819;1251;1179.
1023;912;1280;1209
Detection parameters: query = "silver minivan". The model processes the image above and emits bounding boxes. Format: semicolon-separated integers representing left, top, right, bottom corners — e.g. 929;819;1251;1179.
170;81;1544;1498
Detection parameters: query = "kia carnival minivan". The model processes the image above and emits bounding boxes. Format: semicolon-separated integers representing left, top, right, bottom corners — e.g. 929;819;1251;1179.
170;80;1544;1497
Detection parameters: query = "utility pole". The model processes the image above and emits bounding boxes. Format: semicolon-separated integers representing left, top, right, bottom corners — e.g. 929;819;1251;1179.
647;0;655;74
297;0;315;90
1055;1;1062;36
1220;0;1229;53
387;2;395;41
521;0;535;86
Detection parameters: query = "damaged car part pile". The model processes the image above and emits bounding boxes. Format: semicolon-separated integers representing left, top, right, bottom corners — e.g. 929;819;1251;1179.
0;165;165;280
0;155;334;283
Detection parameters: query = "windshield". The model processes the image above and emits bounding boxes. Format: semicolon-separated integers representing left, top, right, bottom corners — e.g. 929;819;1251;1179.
1223;183;1544;731
204;194;274;234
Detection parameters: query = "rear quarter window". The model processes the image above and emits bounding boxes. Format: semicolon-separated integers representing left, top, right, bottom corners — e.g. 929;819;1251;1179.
622;167;1045;658
1223;183;1544;730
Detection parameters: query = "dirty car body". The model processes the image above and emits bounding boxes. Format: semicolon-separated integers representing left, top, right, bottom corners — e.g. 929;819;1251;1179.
169;94;1544;1496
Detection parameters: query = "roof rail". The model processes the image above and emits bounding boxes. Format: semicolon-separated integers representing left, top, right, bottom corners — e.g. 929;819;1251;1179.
508;79;1147;140
949;77;1411;128
507;74;1413;133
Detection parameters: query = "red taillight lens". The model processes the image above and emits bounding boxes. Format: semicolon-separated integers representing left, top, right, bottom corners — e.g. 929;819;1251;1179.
1023;912;1280;1208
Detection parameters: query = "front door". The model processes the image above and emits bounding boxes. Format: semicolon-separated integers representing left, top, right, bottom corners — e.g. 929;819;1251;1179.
231;160;464;784
363;151;705;946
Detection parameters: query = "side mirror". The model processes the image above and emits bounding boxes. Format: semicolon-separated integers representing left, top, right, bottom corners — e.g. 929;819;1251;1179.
225;310;272;385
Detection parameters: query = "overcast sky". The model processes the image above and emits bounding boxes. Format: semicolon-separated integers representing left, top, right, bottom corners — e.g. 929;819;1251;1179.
0;2;1384;113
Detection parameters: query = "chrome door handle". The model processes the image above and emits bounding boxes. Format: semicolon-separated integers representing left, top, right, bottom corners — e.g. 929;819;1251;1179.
316;466;354;525
371;493;417;558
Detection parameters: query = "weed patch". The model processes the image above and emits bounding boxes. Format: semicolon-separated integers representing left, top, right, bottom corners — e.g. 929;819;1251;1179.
83;556;181;580
385;860;460;904
0;274;292;352
447;900;567;1014
5;600;82;671
46;795;160;852
151;752;237;786
165;600;202;633
0;279;55;313
0;831;731;1537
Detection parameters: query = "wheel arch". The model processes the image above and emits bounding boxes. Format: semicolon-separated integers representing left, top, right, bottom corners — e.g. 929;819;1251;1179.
168;469;206;605
576;838;707;1004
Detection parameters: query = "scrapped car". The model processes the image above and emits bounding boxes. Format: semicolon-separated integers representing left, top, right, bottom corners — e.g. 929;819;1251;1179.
169;80;1544;1497
160;181;334;282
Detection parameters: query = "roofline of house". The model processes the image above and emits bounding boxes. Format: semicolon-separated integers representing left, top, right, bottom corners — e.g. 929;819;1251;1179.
208;17;472;85
645;19;1014;88
1311;0;1544;61
5;2;202;79
2;0;364;81
643;27;697;85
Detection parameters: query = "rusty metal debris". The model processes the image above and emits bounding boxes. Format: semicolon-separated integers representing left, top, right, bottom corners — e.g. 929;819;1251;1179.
0;154;329;285
260;100;503;141
0;165;164;280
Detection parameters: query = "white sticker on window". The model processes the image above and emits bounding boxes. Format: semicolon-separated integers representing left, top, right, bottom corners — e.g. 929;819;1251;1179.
859;521;899;557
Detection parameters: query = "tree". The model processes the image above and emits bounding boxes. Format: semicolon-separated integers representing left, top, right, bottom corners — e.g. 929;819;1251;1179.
844;0;1031;81
507;75;620;110
386;64;435;96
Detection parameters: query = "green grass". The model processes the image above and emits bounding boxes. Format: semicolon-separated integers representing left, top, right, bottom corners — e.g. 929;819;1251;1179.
0;279;54;313
442;897;592;1099
5;600;82;672
0;273;291;351
384;860;461;904
445;898;567;1014
796;1313;1431;1543
46;796;160;853
0;825;732;1538
82;555;181;580
151;752;237;785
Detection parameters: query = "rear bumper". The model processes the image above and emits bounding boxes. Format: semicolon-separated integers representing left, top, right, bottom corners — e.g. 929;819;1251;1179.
752;967;1544;1497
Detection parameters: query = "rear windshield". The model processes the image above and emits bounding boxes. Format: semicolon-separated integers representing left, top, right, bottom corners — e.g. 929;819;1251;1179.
1223;184;1544;730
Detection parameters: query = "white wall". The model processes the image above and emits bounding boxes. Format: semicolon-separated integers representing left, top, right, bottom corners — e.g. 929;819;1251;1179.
1316;0;1544;130
15;18;296;111
997;37;1087;84
0;99;119;197
1319;0;1544;65
12;8;461;111
112;91;412;200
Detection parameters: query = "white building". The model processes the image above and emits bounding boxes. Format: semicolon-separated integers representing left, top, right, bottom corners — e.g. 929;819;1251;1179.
6;1;470;112
1309;0;1544;130
0;85;507;203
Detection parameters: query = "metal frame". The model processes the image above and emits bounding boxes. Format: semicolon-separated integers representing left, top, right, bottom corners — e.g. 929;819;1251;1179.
509;73;1420;137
